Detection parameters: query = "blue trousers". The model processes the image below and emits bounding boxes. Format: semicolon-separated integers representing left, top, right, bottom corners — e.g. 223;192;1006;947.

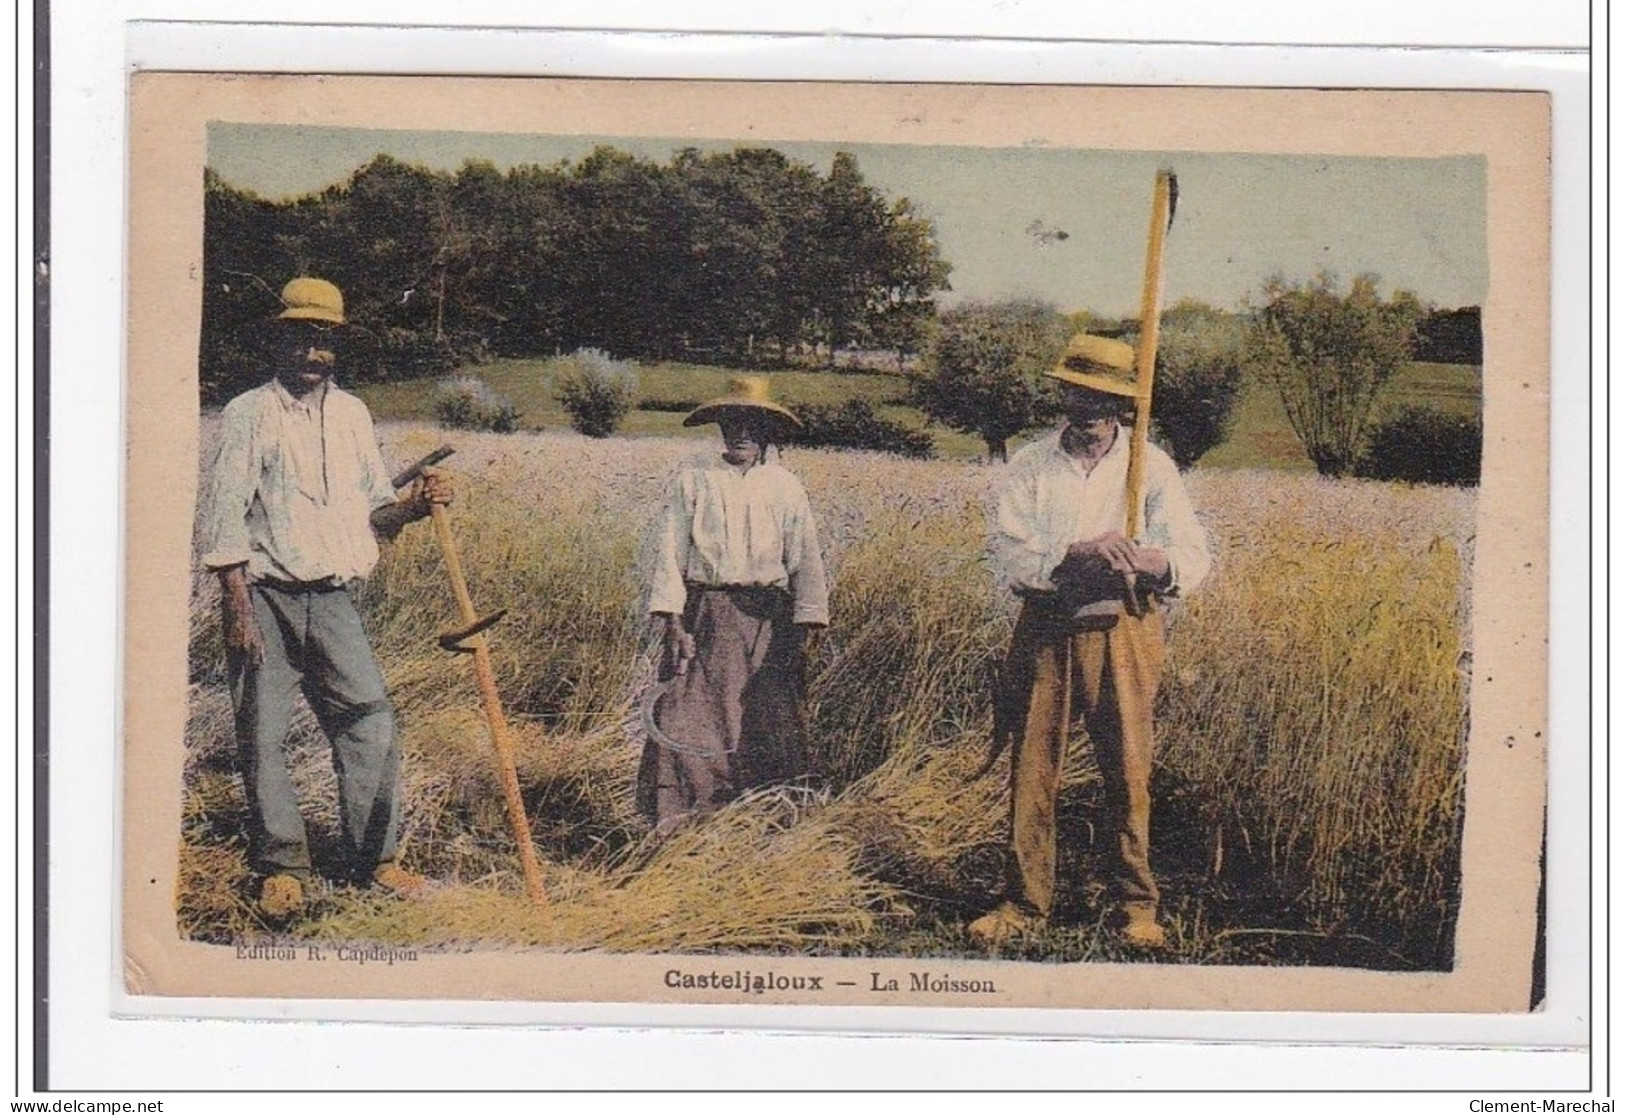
229;581;400;882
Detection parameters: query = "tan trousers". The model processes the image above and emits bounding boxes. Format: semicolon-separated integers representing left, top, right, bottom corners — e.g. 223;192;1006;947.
999;601;1166;918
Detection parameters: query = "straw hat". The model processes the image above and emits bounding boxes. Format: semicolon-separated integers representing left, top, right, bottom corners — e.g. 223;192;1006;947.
1045;333;1139;397
684;376;803;430
276;277;346;325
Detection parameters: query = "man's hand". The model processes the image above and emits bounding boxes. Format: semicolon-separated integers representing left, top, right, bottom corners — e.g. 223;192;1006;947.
1054;533;1171;593
792;622;824;659
412;469;455;519
217;566;264;667
1066;531;1139;576
657;613;697;675
1128;544;1170;583
373;469;455;540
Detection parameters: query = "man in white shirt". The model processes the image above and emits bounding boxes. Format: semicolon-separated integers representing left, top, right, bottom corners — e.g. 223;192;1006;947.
200;277;452;920
971;334;1211;950
638;377;829;834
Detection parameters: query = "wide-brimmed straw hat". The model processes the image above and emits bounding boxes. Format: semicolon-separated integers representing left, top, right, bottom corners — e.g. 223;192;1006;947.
1046;333;1139;397
275;277;347;325
684;376;803;431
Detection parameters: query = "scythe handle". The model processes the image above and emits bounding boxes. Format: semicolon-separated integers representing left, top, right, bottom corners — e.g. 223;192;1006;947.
1122;170;1177;617
426;502;552;919
1125;169;1175;540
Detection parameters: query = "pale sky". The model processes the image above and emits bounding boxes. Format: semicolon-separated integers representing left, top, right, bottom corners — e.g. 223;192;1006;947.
209;123;1487;317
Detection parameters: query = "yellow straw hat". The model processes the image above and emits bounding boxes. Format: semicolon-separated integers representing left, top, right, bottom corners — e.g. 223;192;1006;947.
276;277;347;325
1046;333;1139;397
684;376;803;430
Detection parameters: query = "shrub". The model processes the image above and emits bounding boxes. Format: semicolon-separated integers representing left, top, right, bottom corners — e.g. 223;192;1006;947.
433;376;521;433
552;348;639;437
1356;406;1482;486
1149;302;1248;469
790;399;935;459
1245;273;1426;477
914;300;1072;461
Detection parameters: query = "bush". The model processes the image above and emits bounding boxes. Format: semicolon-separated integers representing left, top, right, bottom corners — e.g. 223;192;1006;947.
913;299;1072;462
552;348;639;437
433;376;521;433
1245;273;1426;477
1149;303;1248;469
789;399;935;459
1355;406;1481;486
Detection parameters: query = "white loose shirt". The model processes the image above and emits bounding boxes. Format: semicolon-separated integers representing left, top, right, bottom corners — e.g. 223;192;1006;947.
200;379;400;584
648;457;830;625
992;425;1212;596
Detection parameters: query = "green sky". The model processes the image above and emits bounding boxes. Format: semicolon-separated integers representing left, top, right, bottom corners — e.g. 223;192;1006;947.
209;123;1487;317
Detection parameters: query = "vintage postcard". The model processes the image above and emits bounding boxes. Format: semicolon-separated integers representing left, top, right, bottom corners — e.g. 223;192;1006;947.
121;74;1550;1017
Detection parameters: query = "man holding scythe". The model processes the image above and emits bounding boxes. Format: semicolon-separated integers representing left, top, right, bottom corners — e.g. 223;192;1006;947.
970;172;1211;950
200;277;453;920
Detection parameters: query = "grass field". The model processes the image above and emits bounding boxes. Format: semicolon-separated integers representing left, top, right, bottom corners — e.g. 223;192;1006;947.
1192;361;1481;472
180;421;1474;969
354;357;1480;469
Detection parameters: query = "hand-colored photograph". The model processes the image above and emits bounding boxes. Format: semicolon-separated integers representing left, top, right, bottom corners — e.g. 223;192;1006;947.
123;77;1549;1013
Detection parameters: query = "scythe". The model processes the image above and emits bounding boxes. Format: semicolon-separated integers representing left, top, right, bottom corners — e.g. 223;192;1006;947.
393;445;551;919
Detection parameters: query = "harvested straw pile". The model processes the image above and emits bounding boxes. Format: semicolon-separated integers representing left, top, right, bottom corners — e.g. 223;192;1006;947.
302;789;897;953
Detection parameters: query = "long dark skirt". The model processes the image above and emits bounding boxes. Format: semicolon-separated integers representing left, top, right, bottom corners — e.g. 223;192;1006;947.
636;585;807;829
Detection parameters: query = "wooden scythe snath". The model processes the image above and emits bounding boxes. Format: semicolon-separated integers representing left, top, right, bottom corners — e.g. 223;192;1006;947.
393;445;552;919
1122;169;1178;614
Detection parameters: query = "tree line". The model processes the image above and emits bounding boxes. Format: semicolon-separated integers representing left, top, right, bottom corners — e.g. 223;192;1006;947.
200;148;953;403
917;279;1480;483
201;149;1479;483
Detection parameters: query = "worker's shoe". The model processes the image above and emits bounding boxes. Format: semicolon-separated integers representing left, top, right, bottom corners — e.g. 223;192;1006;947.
967;902;1044;947
371;861;430;898
1114;905;1168;950
257;873;306;920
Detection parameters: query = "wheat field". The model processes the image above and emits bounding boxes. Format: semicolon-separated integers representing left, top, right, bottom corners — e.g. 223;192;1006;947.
180;421;1474;967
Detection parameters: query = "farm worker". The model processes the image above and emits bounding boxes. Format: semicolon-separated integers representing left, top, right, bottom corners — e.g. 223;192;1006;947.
199;277;453;920
638;376;830;835
970;334;1211;950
